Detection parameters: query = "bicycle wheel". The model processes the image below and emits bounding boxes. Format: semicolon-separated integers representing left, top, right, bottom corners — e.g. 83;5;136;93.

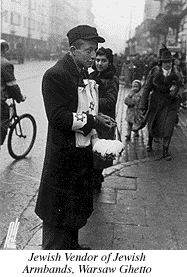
8;113;37;160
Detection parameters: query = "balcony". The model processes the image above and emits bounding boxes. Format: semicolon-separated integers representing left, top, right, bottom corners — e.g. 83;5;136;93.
164;0;183;28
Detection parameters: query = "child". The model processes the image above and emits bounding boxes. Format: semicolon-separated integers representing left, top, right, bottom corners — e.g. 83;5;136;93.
124;79;142;141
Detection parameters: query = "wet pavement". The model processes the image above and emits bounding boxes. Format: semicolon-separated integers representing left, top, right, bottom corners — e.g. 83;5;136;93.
0;64;187;250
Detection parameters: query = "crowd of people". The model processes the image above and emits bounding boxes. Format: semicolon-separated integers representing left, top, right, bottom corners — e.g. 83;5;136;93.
1;23;187;250
121;51;186;88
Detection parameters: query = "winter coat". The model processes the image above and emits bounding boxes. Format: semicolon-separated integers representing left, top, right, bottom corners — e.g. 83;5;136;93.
140;65;183;138
90;66;119;140
35;53;96;230
125;90;142;124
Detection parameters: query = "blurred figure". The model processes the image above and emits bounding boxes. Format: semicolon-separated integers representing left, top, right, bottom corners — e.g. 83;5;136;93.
16;38;25;64
0;39;25;146
124;80;142;141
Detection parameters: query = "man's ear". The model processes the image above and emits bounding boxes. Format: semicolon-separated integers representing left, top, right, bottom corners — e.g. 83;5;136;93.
70;46;76;55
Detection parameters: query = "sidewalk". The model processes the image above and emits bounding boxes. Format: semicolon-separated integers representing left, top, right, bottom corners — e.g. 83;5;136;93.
24;85;187;250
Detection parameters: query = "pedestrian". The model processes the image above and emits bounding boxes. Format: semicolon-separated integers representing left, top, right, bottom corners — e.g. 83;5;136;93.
34;25;113;250
16;38;25;64
90;47;119;190
0;39;25;147
140;49;184;160
124;79;142;141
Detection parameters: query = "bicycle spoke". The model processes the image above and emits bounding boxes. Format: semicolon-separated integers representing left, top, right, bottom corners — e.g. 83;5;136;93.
8;114;37;159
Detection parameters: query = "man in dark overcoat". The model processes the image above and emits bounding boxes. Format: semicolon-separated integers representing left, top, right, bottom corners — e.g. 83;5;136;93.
35;25;112;249
140;49;183;160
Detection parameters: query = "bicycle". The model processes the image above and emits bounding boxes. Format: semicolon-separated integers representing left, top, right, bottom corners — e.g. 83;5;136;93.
1;98;37;160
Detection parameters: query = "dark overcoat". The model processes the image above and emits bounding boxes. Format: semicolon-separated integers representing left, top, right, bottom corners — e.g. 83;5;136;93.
140;65;183;138
35;53;95;230
90;67;119;140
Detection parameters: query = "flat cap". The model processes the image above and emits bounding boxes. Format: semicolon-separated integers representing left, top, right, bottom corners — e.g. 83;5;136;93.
67;25;105;45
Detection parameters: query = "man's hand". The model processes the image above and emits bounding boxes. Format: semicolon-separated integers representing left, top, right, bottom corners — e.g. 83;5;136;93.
98;113;117;126
93;114;114;131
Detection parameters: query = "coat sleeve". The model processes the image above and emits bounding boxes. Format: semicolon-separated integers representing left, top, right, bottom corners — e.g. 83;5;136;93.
140;69;155;110
1;62;16;83
2;62;23;102
124;93;136;106
99;76;119;112
42;70;94;136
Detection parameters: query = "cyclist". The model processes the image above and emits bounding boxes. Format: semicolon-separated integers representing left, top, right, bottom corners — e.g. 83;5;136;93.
0;39;26;147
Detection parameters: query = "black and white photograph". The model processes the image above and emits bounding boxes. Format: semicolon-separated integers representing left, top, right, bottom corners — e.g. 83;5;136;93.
0;0;187;259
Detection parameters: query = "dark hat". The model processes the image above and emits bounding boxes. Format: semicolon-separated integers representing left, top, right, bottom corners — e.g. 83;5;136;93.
67;25;105;46
160;50;174;62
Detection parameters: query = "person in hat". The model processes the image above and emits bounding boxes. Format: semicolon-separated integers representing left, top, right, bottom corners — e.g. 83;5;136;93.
90;47;119;190
140;49;183;160
34;25;114;250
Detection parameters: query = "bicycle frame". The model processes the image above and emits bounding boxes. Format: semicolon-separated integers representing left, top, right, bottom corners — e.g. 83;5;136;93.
9;99;18;124
9;99;26;138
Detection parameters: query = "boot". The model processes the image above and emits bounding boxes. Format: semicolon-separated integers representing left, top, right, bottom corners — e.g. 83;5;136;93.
146;134;153;152
162;146;172;161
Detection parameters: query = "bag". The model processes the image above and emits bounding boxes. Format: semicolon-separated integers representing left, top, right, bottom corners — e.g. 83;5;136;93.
132;109;150;132
93;126;122;169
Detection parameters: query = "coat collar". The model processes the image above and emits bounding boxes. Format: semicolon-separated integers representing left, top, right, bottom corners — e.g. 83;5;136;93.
60;53;81;77
58;53;89;80
90;66;116;80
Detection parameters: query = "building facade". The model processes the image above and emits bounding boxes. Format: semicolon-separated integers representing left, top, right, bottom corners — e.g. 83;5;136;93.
1;0;96;56
1;0;51;53
144;0;160;20
126;0;187;61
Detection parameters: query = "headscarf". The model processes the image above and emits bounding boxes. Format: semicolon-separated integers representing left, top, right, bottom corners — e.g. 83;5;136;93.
132;79;141;90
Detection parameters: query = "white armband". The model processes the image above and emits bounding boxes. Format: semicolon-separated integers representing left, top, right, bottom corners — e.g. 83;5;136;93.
72;112;87;132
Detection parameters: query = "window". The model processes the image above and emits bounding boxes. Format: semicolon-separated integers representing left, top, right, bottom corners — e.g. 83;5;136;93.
11;0;21;3
31;0;36;10
30;18;35;30
11;12;21;25
3;10;9;22
24;17;27;27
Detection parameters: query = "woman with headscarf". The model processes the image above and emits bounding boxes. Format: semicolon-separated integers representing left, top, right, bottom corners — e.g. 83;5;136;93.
140;49;184;160
90;47;119;190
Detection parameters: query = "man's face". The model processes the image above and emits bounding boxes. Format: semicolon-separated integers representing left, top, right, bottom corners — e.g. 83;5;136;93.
95;55;109;72
73;40;98;68
162;61;172;70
